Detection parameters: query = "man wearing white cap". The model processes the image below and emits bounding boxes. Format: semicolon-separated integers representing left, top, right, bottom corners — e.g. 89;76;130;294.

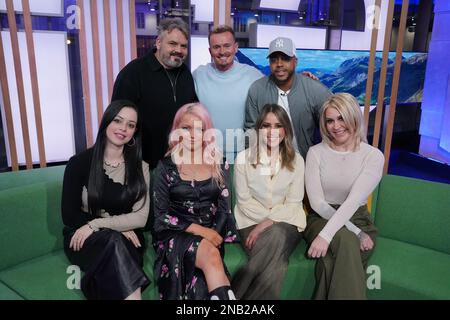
244;37;332;159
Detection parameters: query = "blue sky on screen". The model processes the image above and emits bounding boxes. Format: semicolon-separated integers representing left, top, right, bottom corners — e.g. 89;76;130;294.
239;48;418;73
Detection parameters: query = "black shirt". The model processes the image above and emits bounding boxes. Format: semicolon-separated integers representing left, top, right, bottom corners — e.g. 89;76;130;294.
111;50;198;169
61;149;143;234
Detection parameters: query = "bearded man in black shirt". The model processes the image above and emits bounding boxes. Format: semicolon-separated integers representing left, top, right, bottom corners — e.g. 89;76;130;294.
112;17;197;169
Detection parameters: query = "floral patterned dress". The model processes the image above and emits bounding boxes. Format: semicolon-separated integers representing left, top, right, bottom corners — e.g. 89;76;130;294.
152;157;237;300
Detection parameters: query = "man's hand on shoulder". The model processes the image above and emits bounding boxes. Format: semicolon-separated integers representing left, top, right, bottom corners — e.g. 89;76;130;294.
301;71;319;81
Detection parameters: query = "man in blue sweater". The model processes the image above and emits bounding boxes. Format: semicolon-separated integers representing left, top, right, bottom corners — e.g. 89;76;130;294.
193;27;319;163
193;25;263;163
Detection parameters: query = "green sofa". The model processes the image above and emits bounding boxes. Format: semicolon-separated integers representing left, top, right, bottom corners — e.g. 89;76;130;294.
0;166;449;300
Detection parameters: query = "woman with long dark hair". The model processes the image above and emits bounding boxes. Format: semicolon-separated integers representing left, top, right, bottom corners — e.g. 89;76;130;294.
152;102;237;300
62;100;150;300
231;104;306;299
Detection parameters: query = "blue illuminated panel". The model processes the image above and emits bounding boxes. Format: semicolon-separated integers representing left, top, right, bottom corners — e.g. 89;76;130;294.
440;77;450;152
419;0;450;162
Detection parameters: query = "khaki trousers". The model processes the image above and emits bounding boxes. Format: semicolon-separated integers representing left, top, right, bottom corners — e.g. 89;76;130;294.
232;222;302;300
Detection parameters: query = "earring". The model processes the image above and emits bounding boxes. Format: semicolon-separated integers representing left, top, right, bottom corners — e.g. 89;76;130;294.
127;137;136;147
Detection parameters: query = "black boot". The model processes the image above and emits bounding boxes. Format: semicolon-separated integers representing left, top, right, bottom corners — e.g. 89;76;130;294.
209;285;236;300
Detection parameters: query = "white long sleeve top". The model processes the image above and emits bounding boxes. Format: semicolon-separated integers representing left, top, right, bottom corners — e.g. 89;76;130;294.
305;142;384;243
233;149;307;232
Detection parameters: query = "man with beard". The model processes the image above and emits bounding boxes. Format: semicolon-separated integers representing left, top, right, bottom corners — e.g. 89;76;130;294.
244;37;331;159
112;18;197;169
193;26;263;163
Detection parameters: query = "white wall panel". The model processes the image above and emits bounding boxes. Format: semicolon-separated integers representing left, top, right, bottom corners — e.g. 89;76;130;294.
96;0;110;112
1;31;75;165
122;0;132;67
256;24;327;49
191;36;211;72
82;1;99;135
191;0;214;22
0;0;64;16
341;0;389;51
259;0;301;12
0;0;135;165
110;0;120;80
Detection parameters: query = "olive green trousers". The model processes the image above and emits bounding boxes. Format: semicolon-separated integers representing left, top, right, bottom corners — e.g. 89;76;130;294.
304;205;378;300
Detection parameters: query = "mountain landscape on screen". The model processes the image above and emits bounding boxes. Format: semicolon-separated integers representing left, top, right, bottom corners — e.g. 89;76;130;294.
237;49;427;105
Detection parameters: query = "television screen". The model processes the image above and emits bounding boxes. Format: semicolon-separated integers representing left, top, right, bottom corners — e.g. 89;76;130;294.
236;48;427;105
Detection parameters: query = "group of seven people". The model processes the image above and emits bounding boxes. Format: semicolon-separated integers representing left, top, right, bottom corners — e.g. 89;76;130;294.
61;18;384;300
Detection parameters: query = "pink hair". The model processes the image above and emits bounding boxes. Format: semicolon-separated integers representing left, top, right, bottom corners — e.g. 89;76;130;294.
168;103;214;150
166;103;224;184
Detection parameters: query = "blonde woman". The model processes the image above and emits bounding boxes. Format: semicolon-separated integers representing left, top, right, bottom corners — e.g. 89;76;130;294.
152;103;237;300
232;104;306;299
304;93;384;299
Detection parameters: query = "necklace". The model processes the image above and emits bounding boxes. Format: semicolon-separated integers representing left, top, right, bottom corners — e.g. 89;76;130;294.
104;158;124;168
278;90;290;111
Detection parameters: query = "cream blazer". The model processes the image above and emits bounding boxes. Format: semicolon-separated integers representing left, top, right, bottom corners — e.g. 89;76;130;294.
233;149;306;232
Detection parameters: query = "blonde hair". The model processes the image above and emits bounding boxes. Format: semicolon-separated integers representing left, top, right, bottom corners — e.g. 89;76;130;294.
319;93;367;150
208;25;235;43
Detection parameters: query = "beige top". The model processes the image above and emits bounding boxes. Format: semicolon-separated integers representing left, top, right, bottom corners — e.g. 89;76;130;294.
82;161;150;232
305;142;384;243
233;149;307;232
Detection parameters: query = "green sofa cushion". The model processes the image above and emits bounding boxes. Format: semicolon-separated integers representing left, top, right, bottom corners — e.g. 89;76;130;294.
0;244;164;300
141;282;160;300
0;281;24;300
0;182;64;270
0;251;84;300
0;166;65;191
280;241;315;300
374;175;450;254
368;237;450;300
223;243;249;276
142;239;155;280
1;167;448;301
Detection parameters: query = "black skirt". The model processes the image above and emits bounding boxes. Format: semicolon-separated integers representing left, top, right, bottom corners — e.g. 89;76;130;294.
64;229;150;300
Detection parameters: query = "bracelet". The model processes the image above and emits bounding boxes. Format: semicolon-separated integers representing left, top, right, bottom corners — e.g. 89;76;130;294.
87;223;98;232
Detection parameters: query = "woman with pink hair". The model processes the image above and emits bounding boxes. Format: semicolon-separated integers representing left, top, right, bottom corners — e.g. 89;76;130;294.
152;103;237;300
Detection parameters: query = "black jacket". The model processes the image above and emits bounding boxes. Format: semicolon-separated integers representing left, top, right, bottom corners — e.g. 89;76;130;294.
112;50;197;168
